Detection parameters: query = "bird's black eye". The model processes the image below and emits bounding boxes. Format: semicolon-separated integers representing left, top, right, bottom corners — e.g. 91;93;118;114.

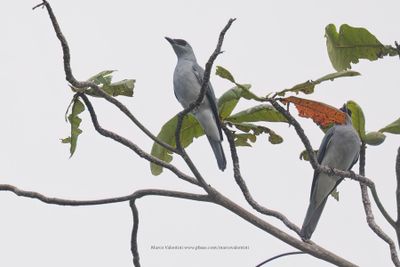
175;39;188;46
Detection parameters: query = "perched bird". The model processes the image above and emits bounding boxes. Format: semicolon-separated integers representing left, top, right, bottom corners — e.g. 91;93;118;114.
165;37;226;171
300;105;361;240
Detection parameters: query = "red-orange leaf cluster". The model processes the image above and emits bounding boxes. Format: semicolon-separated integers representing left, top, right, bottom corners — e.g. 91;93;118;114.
280;96;346;127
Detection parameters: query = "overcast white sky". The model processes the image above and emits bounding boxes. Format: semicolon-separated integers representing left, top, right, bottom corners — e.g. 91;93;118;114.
1;1;400;266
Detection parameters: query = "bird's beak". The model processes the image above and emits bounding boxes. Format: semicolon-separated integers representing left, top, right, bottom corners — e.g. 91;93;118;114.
165;37;174;45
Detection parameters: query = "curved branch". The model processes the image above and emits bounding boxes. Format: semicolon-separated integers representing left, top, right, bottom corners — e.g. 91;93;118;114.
358;143;400;267
33;0;178;154
0;184;210;206
79;93;199;186
222;125;301;235
130;199;141;267
256;251;305;267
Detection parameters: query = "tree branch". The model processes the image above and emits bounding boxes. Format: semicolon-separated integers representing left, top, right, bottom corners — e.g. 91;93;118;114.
222;125;301;235
79;93;199;186
33;0;178;154
0;184;210;206
396;146;400;248
358;143;400;267
130;199;141;267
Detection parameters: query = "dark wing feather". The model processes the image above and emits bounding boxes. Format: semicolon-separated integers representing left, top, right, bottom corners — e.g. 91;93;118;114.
192;63;223;140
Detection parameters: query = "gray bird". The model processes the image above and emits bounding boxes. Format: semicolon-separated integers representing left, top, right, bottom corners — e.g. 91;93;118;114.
165;37;226;171
300;105;360;240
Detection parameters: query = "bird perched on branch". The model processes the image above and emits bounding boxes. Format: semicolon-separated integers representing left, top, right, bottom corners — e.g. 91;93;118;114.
165;37;226;171
301;104;361;240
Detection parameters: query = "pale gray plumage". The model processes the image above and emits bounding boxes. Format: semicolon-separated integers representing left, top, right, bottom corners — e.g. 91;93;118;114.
300;105;361;240
165;37;226;171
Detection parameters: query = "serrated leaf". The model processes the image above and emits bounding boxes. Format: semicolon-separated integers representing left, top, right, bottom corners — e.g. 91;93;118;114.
226;104;288;124
346;100;366;140
379;118;400;134
231;122;283;145
276;70;360;97
150;114;204;176
280;96;345;127
62;98;85;157
217;84;252;119
365;131;386;146
325;24;397;71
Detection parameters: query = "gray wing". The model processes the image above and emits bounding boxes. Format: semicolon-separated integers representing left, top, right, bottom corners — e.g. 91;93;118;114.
310;126;335;200
192;63;223;140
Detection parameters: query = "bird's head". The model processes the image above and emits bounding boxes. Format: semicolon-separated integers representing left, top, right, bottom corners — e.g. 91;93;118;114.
165;37;196;60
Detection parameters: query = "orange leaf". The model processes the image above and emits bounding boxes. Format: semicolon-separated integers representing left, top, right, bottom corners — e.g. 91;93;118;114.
280;96;346;126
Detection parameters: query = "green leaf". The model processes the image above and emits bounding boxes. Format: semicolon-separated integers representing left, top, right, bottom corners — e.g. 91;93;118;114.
226;104;288;124
215;66;262;101
217;84;252;119
231;122;283;145
216;66;236;83
62;97;85;157
325;24;397;71
234;133;256;147
379;118;400;134
330;188;339;201
346;100;366;140
101;79;135;97
150;114;204;176
70;70;135;97
365;131;386;146
276;70;360;97
299;149;318;161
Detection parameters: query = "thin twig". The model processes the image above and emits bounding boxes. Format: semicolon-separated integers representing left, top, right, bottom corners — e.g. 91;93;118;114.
255;251;305;267
358;143;400;267
79;93;199;186
174;18;236;192
222;125;301;235
396;146;400;248
130;199;141;267
34;0;178;154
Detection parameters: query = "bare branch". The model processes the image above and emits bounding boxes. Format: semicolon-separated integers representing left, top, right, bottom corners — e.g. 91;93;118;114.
358;143;400;267
211;189;358;267
222;125;301;235
396;146;400;248
130;199;141;267
256;251;305;267
34;0;178;154
79;93;199;186
0;184;210;206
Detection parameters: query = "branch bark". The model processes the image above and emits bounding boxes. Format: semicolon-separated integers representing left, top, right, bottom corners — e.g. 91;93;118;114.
223;125;301;235
358;143;400;266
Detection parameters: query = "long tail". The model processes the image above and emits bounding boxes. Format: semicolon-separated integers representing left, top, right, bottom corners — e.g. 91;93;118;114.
207;136;226;171
300;197;328;240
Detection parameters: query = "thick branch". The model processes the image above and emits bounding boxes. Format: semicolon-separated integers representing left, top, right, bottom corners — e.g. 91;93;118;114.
358;143;400;266
223;125;301;235
210;188;357;267
34;1;178;154
79;94;199;186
